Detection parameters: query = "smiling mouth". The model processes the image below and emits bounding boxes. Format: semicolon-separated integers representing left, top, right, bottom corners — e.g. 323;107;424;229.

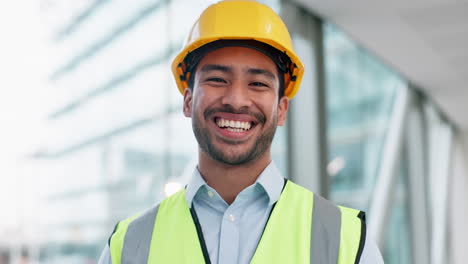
214;117;256;133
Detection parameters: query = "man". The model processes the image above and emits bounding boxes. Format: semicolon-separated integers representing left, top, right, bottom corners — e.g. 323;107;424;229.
99;1;383;263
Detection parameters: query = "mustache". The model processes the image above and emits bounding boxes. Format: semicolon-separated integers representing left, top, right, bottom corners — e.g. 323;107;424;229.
204;105;266;124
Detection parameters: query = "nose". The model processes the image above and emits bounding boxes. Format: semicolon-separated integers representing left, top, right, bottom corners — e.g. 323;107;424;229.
220;80;253;109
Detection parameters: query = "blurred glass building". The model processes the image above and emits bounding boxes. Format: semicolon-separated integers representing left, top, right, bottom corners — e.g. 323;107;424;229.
0;0;459;263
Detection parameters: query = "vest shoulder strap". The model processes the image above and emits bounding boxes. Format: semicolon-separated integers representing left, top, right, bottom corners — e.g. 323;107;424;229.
108;189;205;264
108;204;160;264
311;193;341;264
286;182;366;264
338;206;366;264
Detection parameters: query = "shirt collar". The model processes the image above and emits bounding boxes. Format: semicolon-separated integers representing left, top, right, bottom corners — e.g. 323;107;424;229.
256;161;284;206
185;161;285;207
185;167;208;207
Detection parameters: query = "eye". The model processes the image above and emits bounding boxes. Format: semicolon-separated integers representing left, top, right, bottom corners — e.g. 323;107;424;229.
206;77;226;83
250;82;268;87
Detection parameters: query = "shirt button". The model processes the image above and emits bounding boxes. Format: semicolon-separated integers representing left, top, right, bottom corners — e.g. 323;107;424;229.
207;191;214;197
228;214;236;222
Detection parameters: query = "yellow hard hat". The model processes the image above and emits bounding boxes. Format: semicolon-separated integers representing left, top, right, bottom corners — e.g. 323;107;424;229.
171;0;304;99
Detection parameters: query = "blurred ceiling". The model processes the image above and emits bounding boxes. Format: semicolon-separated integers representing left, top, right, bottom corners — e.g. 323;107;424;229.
296;0;468;130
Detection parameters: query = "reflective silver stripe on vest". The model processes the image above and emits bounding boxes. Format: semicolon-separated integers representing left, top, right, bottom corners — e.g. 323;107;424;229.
122;204;159;264
310;193;341;264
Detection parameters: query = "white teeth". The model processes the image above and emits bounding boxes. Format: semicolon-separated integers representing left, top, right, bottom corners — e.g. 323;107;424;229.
226;128;243;132
216;118;252;131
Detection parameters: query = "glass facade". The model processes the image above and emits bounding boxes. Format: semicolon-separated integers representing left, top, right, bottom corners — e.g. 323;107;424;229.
323;23;412;263
324;23;403;210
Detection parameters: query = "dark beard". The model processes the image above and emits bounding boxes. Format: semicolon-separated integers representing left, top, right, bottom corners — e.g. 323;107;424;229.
192;106;277;166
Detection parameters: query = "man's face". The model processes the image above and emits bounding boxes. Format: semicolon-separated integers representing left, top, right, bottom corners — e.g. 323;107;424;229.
183;46;289;166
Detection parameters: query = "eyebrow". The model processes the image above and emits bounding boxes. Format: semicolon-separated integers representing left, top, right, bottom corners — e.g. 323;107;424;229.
200;64;232;73
247;68;276;81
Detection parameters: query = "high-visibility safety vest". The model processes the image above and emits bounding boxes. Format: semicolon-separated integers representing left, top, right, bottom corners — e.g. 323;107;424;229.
109;180;366;264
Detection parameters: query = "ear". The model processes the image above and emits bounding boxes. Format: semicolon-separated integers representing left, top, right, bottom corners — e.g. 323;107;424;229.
277;96;289;126
183;88;193;117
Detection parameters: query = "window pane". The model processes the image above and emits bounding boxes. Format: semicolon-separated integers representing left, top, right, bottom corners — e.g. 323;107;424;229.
383;161;413;264
324;23;402;211
324;23;412;264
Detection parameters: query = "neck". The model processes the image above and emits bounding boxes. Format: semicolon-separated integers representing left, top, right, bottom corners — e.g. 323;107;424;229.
197;150;271;204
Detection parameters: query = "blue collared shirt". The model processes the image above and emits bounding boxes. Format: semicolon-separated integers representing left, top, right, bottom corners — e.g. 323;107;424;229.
99;161;383;263
184;161;284;264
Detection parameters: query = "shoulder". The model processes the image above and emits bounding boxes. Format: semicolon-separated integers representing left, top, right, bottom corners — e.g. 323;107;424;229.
282;181;366;232
98;245;112;264
285;181;367;262
111;189;187;238
286;180;363;216
114;204;158;232
359;233;384;264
